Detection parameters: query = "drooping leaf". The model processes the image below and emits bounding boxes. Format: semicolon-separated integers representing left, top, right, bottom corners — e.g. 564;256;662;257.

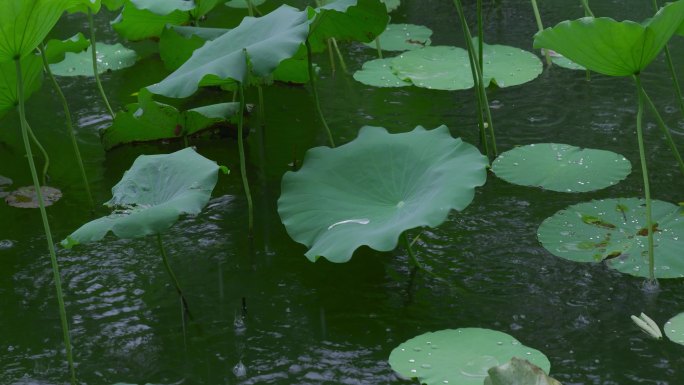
0;53;43;119
147;5;310;98
363;23;431;51
353;57;411;87
49;43;137;76
388;329;550;385
5;186;62;208
43;33;90;64
665;313;684;345
111;0;191;41
307;0;389;52
533;1;684;76
278;125;487;263
224;0;266;8
159;25;229;71
102;89;240;149
0;175;13;199
484;357;562;385
491;143;631;192
538;198;684;278
61;148;222;247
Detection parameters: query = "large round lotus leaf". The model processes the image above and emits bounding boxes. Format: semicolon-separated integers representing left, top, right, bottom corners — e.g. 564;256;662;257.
364;24;432;51
50;43;137;76
0;54;43;119
61;148;222;247
225;0;266;8
665;313;684;345
491;143;631;192
391;46;473;90
389;329;550;385
534;1;684;76
278;125;488;263
479;40;542;88
353;58;412;88
5;186;62;208
538;198;684;279
484;358;561;385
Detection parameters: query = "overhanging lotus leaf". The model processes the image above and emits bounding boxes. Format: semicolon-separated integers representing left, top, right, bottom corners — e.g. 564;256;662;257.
61;148;222;247
388;328;550;385
277;125;488;263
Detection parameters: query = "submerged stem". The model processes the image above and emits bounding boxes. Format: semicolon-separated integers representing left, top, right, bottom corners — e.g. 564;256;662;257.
641;88;684;177
403;232;422;270
39;44;94;210
306;39;335;147
26;121;49;185
634;75;655;283
15;58;76;385
156;234;191;315
530;0;551;66
237;78;254;234
88;8;115;118
330;38;348;74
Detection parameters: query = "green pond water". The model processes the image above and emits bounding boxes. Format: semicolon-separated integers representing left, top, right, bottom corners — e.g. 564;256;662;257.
1;0;684;384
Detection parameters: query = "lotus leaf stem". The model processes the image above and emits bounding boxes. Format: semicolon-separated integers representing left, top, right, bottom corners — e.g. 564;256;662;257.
26;120;49;185
634;75;655;283
477;0;483;74
237;75;254;234
580;0;594;17
157;233;191;315
305;39;336;147
403;232;423;270
641;87;684;177
39;43;94;210
331;38;348;74
374;38;383;59
257;85;265;129
15;58;76;385
327;39;336;74
530;0;551;66
88;9;115;119
246;0;254;16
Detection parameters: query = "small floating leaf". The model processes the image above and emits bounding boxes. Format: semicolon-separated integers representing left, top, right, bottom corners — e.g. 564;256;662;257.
665;312;684;345
0;175;13;199
484;357;562;385
49;43;137;76
538;198;684;279
389;329;550;385
353;58;412;88
278;125;487;263
364;24;432;51
492;143;631;192
5;186;62;208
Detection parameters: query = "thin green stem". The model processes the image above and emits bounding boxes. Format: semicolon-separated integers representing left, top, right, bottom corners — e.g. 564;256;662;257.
327;39;336;74
330;38;348;74
15;58;76;385
530;0;552;66
476;0;483;74
237;75;254;234
26;121;49;185
374;38;383;59
257;85;265;128
306;39;335;147
156;233;190;314
403;232;422;270
88;9;115;118
581;0;594;17
39;44;94;210
641;88;684;177
245;0;254;16
634;75;655;283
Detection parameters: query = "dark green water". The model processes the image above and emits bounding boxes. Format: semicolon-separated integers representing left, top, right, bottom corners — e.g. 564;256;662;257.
1;1;684;384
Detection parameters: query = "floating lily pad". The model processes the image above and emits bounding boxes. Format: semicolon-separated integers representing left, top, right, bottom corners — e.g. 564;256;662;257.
278;125;487;263
5;186;62;208
538;198;684;279
484;358;561;385
61;148;222;247
491;143;631;192
389;329;550;385
353;58;412;87
665;313;684;345
364;24;432;51
49;43;137;76
0;176;12;199
225;0;266;8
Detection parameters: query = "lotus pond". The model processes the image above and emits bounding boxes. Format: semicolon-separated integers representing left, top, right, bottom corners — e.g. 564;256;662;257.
2;0;684;384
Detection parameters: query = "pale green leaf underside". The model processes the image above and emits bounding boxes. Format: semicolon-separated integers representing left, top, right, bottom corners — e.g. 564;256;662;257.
61;148;221;247
533;1;684;76
363;24;432;51
353;58;412;87
278;125;487;263
389;329;550;385
538;198;684;279
492;143;631;192
159;25;230;71
49;43;137;76
130;0;194;15
0;54;43;119
484;358;562;385
665;313;684;345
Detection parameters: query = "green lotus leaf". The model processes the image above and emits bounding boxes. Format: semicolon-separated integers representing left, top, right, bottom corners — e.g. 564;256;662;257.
102;0;125;10
484;357;562;385
44;33;90;64
389;329;550;385
147;5;310;98
278;125;487;263
665;313;684;345
159;25;229;71
538;198;684;279
66;0;101;14
271;55;312;84
353;57;411;87
129;0;194;15
533;1;684;76
382;0;399;11
224;0;266;8
61;148;222;247
190;0;222;18
477;39;543;88
678;20;684;35
102;89;240;149
112;0;191;41
491;143;631;192
544;49;585;71
49;42;136;76
0;53;43;119
308;0;389;52
5;186;62;208
363;23;431;51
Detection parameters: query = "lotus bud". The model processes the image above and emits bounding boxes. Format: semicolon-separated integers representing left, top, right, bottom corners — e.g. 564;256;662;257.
631;313;662;339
